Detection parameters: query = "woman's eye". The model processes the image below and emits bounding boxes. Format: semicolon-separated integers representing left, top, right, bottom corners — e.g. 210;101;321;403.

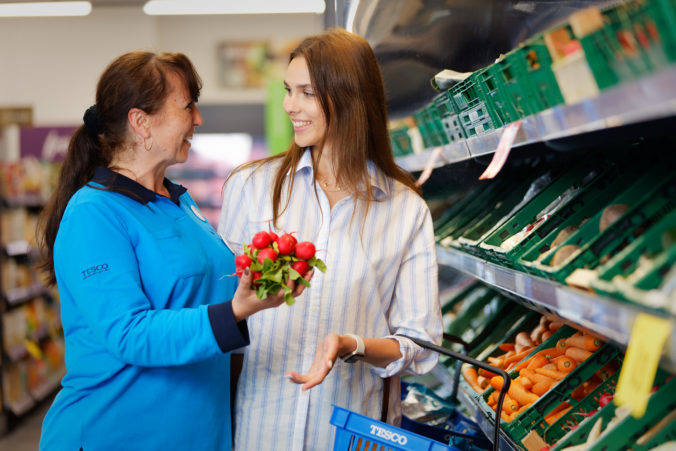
304;91;314;97
283;87;291;94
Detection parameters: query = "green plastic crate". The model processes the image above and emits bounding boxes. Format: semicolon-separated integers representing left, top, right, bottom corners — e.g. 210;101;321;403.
504;36;565;114
451;74;499;137
475;66;522;125
432;90;467;144
647;0;676;62
518;165;649;277
526;170;676;283
389;125;413;157
590;207;676;310
551;370;676;451
478;165;604;268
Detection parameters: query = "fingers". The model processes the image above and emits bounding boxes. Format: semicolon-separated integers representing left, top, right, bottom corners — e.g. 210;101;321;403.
238;268;252;289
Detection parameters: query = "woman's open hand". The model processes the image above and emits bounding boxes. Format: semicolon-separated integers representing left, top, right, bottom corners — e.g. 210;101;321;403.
231;268;312;321
285;333;341;390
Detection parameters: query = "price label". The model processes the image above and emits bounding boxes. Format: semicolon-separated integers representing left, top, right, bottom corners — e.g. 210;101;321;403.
614;313;673;418
479;121;521;180
415;146;445;187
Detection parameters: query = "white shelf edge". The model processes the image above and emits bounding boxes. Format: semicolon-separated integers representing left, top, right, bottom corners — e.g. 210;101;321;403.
397;66;676;172
436;245;676;372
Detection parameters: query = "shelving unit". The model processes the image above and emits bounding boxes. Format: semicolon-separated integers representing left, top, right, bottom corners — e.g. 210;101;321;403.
397;65;676;172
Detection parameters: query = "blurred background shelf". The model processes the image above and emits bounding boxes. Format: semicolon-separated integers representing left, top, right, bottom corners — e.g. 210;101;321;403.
437;245;676;373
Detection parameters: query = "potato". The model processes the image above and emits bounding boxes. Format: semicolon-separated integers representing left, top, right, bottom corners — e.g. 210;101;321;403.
550;244;581;267
600;204;630;233
551;225;579;249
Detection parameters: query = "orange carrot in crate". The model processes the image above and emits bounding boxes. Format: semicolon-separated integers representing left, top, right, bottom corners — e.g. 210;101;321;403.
535;367;568;381
501;394;520;415
545;406;572;425
503;348;534;367
518;376;534;390
508;382;540;405
527;354;551;371
556;356;577;372
515;332;535;353
532;379;554;396
549;321;563;332
463;365;484;393
478;368;500;379
490;375;505;391
499;343;516;352
565;346;593;362
541;330;553;342
566;334;603;351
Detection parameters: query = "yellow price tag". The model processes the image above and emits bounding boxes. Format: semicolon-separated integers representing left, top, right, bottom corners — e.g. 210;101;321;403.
614;313;673;418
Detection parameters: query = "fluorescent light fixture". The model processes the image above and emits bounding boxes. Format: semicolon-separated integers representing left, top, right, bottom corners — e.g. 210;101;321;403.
143;0;325;15
0;1;92;17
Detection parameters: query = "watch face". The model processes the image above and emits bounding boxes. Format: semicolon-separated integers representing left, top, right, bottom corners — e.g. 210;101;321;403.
343;353;364;364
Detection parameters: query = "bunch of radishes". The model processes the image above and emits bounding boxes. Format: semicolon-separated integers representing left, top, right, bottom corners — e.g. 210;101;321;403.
234;227;326;305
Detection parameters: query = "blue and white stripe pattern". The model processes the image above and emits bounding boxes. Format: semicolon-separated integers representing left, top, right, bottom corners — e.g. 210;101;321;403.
218;149;442;451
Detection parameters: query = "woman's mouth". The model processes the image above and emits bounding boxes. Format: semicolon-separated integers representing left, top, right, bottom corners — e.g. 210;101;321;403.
292;120;311;131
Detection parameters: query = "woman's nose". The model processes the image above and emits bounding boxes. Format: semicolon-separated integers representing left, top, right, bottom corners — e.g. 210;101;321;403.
193;105;204;126
283;93;297;115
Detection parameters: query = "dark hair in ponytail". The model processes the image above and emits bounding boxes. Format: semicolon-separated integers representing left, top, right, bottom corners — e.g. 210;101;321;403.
37;51;202;285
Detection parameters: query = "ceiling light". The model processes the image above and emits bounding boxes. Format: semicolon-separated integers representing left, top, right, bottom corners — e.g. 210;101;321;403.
0;1;92;17
143;0;325;15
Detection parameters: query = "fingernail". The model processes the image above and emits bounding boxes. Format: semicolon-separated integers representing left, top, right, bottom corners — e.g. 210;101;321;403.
244;268;250;276
327;360;333;369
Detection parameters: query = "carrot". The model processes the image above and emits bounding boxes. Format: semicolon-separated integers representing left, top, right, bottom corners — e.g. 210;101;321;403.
463;366;484;393
565;346;593;362
501;411;512;422
531;380;554;396
508;382;540;405
501;394;520;414
542;363;558;371
545;406;572;425
556;338;568;353
503;348;534;367
516;402;533;415
541;330;553;342
518;376;534;390
477;375;489;390
490;375;505;391
527;354;551;371
487;356;504;368
499;343;515;352
548;321;563;332
530;324;547;345
478;368;499;379
565;334;603;351
556;356;577;372
535;367;568;381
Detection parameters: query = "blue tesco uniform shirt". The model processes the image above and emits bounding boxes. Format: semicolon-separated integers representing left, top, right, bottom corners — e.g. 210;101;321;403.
40;167;246;451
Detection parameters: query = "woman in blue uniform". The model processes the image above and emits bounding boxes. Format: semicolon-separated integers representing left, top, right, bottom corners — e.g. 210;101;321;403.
36;51;307;450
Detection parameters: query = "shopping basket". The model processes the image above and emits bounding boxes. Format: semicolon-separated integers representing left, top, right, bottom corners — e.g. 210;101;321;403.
330;335;510;451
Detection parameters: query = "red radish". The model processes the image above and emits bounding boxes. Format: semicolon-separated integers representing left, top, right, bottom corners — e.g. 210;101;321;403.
267;223;278;242
598;393;613;408
291;260;310;277
277;233;297;255
252;271;262;285
257;248;278;264
295;241;316;260
235;254;252;269
252;231;272;249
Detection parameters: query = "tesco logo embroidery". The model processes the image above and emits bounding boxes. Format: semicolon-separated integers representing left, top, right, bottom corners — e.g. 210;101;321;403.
368;424;407;445
81;263;110;280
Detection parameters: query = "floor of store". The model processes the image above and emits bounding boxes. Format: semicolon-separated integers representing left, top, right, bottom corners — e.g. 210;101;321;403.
0;397;52;450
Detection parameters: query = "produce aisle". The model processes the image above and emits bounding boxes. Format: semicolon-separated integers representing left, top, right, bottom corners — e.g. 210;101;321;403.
376;0;676;450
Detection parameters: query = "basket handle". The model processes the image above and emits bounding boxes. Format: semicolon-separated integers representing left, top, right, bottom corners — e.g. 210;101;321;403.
398;334;511;451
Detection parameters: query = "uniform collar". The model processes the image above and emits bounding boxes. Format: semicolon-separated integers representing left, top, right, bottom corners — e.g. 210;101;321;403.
91;166;186;205
295;148;390;197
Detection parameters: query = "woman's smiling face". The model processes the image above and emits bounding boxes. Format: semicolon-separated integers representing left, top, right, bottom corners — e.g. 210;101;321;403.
148;70;203;165
283;57;327;149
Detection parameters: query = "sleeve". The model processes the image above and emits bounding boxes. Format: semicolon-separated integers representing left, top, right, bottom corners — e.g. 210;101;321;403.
55;198;247;367
371;199;443;378
218;169;252;256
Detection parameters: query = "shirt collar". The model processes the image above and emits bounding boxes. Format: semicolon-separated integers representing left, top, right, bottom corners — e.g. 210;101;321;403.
294;148;390;197
91;166;186;205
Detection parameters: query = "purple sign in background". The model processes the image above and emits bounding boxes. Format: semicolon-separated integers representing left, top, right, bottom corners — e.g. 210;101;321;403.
20;126;77;162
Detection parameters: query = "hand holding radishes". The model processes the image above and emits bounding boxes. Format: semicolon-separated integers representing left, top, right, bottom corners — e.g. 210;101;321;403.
234;228;326;305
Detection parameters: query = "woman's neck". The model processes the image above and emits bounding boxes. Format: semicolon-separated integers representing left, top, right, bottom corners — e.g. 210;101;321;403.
110;151;169;197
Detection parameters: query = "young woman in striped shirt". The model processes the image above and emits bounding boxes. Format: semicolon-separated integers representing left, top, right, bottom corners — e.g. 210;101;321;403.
218;28;442;450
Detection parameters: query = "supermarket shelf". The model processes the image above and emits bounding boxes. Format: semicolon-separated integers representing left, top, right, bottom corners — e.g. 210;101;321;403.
456;383;521;451
436;245;676;373
397;66;676;172
30;368;66;401
7;395;34;417
2;194;45;209
4;283;47;307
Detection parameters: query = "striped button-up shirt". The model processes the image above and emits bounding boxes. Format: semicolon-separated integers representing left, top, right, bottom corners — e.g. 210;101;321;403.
218;149;442;451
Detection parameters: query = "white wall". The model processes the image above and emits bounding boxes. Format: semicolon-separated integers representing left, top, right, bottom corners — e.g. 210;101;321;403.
0;7;322;126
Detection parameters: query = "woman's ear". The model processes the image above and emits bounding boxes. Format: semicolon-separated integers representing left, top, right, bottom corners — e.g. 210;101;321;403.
128;108;151;138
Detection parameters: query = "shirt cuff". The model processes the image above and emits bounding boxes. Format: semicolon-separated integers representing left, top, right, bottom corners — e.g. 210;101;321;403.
207;301;250;353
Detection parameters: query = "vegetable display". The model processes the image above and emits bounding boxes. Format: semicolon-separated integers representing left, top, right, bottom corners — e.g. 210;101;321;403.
234;227;326;305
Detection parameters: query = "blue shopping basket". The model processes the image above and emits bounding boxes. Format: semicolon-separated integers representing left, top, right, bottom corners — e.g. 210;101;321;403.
330;335;510;451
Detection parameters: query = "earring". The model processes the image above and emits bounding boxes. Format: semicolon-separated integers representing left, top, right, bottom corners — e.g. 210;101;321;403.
143;137;153;151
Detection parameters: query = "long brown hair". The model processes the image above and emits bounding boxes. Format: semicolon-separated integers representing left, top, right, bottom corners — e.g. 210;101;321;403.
37;51;202;285
229;28;419;228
